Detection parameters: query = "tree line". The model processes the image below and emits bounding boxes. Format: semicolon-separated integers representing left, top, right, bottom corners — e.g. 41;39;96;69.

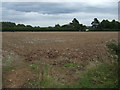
90;18;120;31
1;18;120;32
1;18;86;32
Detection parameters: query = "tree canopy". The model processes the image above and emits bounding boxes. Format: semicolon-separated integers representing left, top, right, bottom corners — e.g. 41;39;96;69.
1;18;120;32
90;18;120;31
1;18;87;32
91;18;100;29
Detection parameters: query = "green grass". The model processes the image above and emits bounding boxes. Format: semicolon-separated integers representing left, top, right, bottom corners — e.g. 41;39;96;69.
24;63;67;88
72;63;118;88
30;61;40;71
26;58;118;88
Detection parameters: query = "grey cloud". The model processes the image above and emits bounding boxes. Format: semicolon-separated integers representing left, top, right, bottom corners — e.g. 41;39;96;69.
2;2;117;14
2;2;78;14
1;2;118;26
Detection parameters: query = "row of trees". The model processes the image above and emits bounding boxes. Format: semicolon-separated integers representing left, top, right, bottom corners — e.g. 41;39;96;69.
1;18;120;32
1;18;86;32
91;18;120;31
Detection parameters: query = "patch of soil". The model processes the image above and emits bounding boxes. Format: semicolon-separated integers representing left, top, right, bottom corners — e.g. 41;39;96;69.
3;67;36;88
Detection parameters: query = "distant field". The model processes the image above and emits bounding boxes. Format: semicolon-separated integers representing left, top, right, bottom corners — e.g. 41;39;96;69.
2;32;118;88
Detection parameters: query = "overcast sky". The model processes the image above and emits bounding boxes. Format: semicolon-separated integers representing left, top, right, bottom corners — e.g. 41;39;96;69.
1;0;119;27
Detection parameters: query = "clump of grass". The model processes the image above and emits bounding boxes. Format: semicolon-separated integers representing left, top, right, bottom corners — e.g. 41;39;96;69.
64;63;77;68
72;63;118;88
25;64;65;88
3;56;14;65
2;56;15;73
106;40;120;61
30;61;40;71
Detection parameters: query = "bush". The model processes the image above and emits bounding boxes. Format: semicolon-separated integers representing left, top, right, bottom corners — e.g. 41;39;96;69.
106;40;120;61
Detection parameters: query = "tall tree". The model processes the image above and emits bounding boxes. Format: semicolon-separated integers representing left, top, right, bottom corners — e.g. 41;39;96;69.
70;18;81;30
91;18;100;29
72;18;79;25
55;24;60;28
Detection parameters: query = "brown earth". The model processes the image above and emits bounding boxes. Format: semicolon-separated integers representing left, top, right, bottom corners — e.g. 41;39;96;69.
2;32;118;88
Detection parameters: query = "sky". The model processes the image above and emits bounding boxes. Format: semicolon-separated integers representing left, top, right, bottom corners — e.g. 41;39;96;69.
1;0;119;27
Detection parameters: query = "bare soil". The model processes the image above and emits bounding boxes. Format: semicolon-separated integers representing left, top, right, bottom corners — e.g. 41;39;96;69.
2;32;118;88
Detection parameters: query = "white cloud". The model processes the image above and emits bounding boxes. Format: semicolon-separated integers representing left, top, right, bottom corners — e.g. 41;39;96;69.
2;6;117;27
1;2;118;26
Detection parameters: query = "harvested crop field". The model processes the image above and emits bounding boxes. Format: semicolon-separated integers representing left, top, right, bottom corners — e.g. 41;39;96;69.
2;32;118;88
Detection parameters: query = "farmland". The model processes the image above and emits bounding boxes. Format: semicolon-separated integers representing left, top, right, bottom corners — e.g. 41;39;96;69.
2;32;118;88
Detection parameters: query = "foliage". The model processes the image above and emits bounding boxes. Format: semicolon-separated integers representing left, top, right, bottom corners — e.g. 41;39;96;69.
106;40;120;61
91;18;100;29
2;18;120;31
90;18;120;31
73;63;118;88
1;18;87;32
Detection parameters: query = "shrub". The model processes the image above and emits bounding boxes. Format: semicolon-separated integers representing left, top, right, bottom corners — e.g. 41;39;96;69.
106;40;120;61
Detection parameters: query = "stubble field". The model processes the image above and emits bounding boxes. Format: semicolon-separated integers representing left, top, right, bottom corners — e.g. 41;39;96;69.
2;32;118;88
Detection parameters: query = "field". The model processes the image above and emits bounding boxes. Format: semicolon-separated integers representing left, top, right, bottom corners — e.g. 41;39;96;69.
2;32;118;88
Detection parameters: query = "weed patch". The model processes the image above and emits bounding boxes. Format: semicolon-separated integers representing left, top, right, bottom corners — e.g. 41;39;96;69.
74;63;118;88
106;40;120;61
